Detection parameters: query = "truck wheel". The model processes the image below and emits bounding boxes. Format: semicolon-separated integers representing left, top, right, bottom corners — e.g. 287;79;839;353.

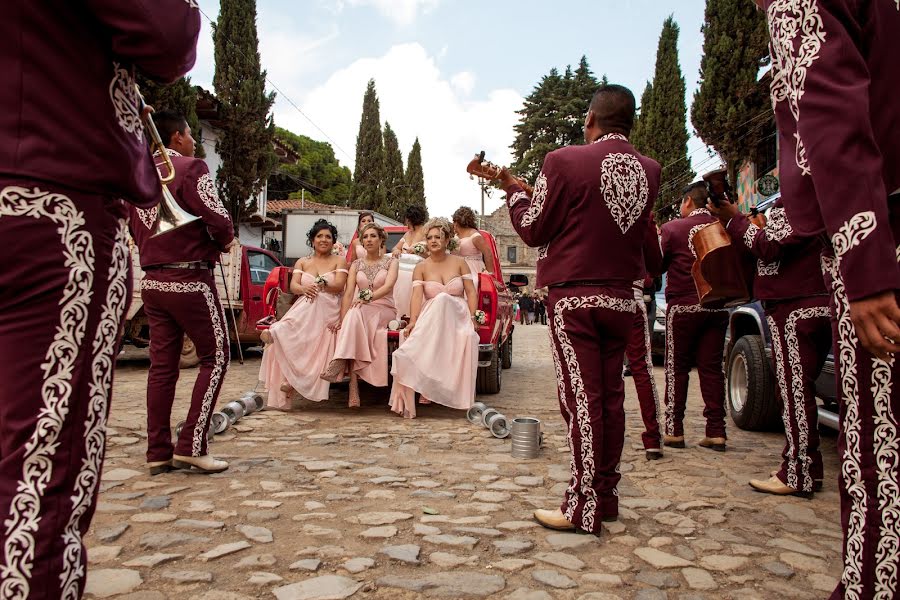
501;333;513;369
179;335;200;369
477;345;502;394
727;335;779;431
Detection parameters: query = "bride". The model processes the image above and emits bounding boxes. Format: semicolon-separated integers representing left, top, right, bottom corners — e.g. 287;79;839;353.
389;218;479;419
322;223;398;407
259;219;348;408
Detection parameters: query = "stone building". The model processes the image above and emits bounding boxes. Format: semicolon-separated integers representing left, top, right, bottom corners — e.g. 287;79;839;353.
482;203;537;292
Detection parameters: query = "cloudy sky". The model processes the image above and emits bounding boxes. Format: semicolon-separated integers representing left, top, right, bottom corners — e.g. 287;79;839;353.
188;0;715;219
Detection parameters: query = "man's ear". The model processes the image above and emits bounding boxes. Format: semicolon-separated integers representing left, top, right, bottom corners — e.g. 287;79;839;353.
584;110;596;129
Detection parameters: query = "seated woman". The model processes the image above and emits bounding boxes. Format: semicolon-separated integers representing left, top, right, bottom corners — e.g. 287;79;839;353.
451;206;495;280
389;218;479;419
322;223;398;407
390;204;429;320
259;219;348;408
347;211;375;264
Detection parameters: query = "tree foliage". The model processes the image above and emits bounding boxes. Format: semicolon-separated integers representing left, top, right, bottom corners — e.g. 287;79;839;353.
135;74;206;158
212;0;277;227
352;79;385;211
404;138;426;213
381;122;405;219
268;127;352;206
630;82;654;158
691;0;771;185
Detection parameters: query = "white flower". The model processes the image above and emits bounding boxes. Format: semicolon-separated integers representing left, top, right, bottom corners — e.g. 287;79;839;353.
412;242;427;256
473;310;487;325
358;288;373;302
314;275;327;287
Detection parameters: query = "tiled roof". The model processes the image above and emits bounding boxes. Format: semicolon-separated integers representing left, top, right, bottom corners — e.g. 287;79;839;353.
266;199;356;215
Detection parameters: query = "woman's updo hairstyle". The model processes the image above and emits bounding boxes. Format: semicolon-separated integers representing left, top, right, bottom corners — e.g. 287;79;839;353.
357;211;375;228
359;222;387;247
452;206;478;229
404;204;429;227
423;217;453;244
307;219;338;248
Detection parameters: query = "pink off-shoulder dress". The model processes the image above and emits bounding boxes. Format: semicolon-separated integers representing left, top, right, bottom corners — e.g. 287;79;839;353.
259;269;347;407
330;257;396;387
389;274;478;418
457;233;487;281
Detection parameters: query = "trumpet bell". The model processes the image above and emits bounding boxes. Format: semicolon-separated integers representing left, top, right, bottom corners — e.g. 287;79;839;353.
152;184;201;238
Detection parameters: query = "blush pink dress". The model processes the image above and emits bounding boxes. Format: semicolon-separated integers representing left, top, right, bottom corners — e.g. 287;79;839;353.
457;233;487;281
259;269;347;408
389;274;478;418
330;257;396;387
393;239;424;320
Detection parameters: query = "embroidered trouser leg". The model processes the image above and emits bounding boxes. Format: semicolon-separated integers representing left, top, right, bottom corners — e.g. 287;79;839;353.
625;301;661;449
0;181;130;600
695;311;728;439
766;297;831;493
824;247;900;600
547;285;635;534
142;269;229;462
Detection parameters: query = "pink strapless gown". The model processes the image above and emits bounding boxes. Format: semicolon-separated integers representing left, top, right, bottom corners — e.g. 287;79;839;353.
259;269;346;407
331;259;396;387
389;275;478;418
457;233;486;281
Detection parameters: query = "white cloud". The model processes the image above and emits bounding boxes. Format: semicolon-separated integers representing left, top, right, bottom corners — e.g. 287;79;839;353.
278;43;523;220
450;71;476;96
329;0;440;26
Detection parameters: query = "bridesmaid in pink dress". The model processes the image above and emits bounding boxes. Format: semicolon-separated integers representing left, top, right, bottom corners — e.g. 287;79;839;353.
259;220;348;408
322;223;398;407
452;206;495;281
390;218;479;419
391;205;429;319
347;211;375;264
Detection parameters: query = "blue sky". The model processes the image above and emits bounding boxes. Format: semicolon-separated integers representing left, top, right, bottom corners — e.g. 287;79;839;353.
189;0;716;217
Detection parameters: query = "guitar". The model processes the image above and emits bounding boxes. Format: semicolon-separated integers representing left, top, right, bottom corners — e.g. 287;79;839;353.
465;151;534;195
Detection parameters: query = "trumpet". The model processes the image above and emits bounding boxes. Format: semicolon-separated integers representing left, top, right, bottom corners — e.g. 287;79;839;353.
135;85;201;237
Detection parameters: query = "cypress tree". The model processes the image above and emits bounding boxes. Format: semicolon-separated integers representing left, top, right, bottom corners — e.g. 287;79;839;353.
640;16;693;220
510;68;569;183
563;56;601;146
136;74;206;158
381;122;405;218
404;137;426;212
352;79;385;211
691;0;771;185
630;82;654;156
213;0;277;227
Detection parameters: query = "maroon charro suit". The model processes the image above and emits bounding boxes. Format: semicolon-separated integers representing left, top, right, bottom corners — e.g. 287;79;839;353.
762;1;900;598
725;201;831;493
505;132;661;533
0;2;199;598
659;208;729;441
129;150;234;465
626;221;664;452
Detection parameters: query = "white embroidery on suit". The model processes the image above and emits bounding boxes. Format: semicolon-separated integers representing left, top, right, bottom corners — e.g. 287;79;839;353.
596;133;629;143
767;0;826;176
197;173;230;220
688;208;711;218
764;207;793;241
758;259;781;276
140;279;229;455
508;191;528;208
546;319;577;518
832;211;877;259
0;187;95;600
109;63;142;142
600;153;649;234
551;293;637;531
871;352;900;599
521;172;548;228
688;223;713;258
537;243;550;262
59;218;130;599
743;223;761;249
636;299;661;433
136;206;158;230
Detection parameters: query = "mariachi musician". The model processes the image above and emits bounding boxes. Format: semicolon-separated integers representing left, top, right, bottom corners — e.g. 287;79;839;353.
128;110;234;476
0;3;199;598
709;197;831;497
659;181;729;452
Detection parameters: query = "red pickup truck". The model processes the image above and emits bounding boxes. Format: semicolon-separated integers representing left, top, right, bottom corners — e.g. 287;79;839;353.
347;226;515;394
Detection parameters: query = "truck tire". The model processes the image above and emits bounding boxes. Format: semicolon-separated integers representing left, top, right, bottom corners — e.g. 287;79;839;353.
179;335;200;369
501;333;513;369
477;345;502;394
727;335;779;431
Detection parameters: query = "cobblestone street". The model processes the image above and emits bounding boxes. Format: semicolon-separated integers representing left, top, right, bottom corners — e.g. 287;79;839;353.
86;324;842;599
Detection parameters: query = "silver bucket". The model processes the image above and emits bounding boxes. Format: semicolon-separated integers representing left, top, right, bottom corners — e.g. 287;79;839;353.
481;407;499;427
510;417;542;459
174;420;215;442
487;412;510;439
220;401;245;425
467;402;488;424
239;392;264;416
210;412;229;434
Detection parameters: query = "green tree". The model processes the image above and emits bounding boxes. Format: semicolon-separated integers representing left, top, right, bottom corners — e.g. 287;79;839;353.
135;75;206;158
691;0;771;185
404;137;426;212
213;0;277;228
630;82;654;156
381;122;405;218
640;16;694;220
562;56;602;145
269;127;352;206
352;79;385;211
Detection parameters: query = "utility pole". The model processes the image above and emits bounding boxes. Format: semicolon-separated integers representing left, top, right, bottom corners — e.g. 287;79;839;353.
477;178;491;230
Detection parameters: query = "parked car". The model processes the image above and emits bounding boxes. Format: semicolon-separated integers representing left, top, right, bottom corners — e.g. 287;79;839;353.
723;193;838;431
651;274;666;360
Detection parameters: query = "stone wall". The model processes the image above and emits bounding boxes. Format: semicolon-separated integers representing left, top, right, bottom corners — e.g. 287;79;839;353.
482;203;537;291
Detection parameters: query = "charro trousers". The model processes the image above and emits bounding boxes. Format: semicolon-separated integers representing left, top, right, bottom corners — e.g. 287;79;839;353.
0;180;130;599
625;300;662;450
547;285;636;534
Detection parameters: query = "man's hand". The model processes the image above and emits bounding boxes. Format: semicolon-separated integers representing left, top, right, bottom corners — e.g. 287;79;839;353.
496;167;518;190
849;290;900;361
706;199;739;222
224;239;239;251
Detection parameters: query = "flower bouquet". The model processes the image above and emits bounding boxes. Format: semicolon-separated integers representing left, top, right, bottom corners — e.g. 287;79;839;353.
448;237;460;252
412;242;427;256
331;241;345;256
358;288;373;302
473;309;487;325
314;275;327;287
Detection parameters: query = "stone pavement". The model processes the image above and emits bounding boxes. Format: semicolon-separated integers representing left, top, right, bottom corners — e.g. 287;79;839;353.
86;324;842;599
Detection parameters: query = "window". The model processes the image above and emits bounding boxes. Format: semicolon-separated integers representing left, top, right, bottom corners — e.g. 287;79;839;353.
507;246;518;264
247;251;279;285
755;122;778;176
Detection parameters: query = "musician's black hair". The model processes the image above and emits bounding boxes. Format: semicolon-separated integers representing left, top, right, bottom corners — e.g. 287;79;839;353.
307;219;338;248
152;110;189;147
589;84;636;136
404;204;429;227
682;181;709;208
